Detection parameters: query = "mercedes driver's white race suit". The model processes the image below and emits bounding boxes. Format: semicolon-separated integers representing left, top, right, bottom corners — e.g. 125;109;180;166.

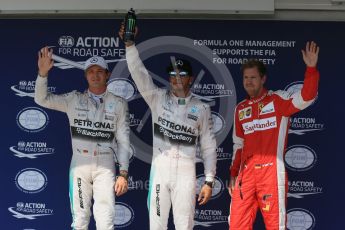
35;75;130;230
126;45;217;230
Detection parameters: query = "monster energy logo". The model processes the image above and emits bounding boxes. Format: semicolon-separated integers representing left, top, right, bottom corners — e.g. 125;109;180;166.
127;18;135;31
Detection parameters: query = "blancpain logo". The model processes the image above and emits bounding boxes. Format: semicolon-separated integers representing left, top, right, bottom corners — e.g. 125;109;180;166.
10;141;55;159
287;208;315;230
288;180;323;198
107;78;137;101
8;202;53;220
196;147;232;163
284;145;317;171
196;175;224;199
289;117;324;135
16;107;49;133
194;209;228;227
192;83;234;101
115;202;135;228
11;80;56;98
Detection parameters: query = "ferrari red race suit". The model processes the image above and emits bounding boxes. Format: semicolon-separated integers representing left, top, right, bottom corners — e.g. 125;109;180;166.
229;67;319;230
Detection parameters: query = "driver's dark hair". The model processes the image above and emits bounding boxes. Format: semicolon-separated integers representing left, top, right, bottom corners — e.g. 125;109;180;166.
241;59;267;77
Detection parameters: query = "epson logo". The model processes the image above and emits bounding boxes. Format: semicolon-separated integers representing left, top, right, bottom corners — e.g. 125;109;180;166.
107;78;137;100
15;168;48;194
16;107;49;132
196;175;223;200
211;112;226;135
287;208;315;230
284;145;317;171
59;36;74;47
242;117;277;134
114;202;135;228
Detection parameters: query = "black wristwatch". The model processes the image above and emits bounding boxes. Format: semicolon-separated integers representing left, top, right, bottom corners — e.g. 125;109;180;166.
204;180;215;188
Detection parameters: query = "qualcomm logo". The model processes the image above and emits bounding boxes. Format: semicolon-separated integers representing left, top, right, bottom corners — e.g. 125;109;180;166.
196;175;224;200
288;180;323;199
287;208;315;230
289;116;324;135
8;202;53;220
15;168;48;194
11;80;56;98
107;78;137;101
10;141;55;159
211;112;226;135
194;208;228;227
284;145;317;172
114;202;135;228
16;107;49;133
196;146;232;163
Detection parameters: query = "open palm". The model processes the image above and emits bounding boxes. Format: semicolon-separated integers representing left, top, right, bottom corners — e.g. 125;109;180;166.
38;46;54;77
302;41;319;67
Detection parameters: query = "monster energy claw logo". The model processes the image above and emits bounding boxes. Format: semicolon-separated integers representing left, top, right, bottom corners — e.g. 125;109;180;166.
128;19;135;31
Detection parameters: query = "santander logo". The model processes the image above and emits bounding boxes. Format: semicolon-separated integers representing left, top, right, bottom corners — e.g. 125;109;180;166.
242;117;277;134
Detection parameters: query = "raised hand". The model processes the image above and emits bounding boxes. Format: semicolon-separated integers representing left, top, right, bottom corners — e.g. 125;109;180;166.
38;46;54;77
302;41;319;67
118;22;138;47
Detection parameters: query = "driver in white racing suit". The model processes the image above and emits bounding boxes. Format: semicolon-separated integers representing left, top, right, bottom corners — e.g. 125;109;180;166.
35;47;130;230
119;26;217;230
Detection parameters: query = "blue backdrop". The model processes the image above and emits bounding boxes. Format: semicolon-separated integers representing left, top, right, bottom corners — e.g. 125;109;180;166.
1;19;344;230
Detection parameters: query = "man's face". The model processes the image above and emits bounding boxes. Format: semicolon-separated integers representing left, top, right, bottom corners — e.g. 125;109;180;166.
169;70;193;94
243;67;266;98
85;65;110;89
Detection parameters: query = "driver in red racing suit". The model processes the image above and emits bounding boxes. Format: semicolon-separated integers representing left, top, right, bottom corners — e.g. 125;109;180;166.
228;41;320;230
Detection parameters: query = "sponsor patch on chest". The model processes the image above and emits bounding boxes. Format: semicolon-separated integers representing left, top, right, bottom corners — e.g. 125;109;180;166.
259;101;275;115
242;117;277;134
239;106;252;121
